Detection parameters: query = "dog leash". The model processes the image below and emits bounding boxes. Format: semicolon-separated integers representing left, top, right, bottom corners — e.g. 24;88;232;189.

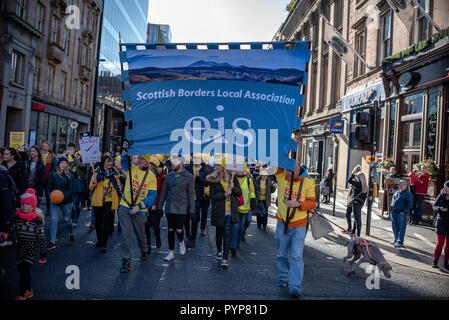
313;211;377;262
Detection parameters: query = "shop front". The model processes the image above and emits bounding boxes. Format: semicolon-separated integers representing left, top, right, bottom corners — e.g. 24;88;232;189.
302;123;334;181
30;101;91;153
340;81;386;189
381;33;449;222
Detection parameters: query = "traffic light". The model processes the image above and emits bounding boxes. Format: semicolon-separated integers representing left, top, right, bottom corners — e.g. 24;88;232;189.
349;109;373;151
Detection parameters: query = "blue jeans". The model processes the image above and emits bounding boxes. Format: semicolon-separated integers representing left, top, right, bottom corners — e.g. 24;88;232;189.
71;193;81;222
276;220;306;294
191;199;210;240
391;212;408;244
231;210;252;248
49;202;74;242
91;207;95;223
215;215;234;259
413;194;424;223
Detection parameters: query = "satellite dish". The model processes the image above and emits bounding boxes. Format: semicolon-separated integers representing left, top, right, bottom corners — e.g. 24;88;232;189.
70;121;78;129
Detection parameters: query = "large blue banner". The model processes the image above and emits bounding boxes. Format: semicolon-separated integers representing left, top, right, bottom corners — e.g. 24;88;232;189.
120;42;310;170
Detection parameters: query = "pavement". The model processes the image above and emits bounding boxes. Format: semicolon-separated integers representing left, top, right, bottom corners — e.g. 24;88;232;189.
316;196;449;278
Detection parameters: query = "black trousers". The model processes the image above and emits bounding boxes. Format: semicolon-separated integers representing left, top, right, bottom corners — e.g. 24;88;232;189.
17;261;32;296
256;200;268;229
167;213;187;250
346;202;363;236
145;209;162;246
94;202;113;248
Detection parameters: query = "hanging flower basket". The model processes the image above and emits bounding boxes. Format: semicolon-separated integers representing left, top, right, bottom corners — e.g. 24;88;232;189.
412;158;438;175
379;158;394;171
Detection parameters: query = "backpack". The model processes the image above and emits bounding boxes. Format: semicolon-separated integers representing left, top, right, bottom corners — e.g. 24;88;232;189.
0;165;18;202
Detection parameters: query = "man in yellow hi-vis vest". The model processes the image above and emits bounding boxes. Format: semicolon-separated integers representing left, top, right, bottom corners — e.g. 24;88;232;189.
230;168;256;256
117;141;157;273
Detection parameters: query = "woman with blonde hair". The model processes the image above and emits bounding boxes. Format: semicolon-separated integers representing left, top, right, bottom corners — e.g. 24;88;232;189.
346;165;367;236
206;162;242;269
46;157;76;250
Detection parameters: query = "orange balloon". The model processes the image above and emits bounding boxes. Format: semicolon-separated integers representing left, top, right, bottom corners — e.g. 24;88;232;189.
50;190;64;204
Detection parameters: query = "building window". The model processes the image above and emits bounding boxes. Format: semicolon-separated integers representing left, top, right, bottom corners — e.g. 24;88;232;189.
10;51;25;85
16;0;26;19
354;29;366;78
332;52;341;105
63;27;69;53
321;53;328;108
380;12;392;62
334;0;344;28
400;93;424;173
80;82;84;108
36;3;44;32
416;0;430;42
387;99;396;158
51;16;59;44
33;57;40;91
426;88;438;160
59;71;66;101
47;64;55;96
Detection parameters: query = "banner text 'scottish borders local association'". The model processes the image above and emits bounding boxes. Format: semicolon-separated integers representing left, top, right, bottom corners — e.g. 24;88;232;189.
120;42;311;170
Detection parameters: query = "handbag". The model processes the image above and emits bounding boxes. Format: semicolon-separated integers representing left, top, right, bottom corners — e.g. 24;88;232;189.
74;177;85;193
309;211;334;240
237;195;244;206
321;186;329;195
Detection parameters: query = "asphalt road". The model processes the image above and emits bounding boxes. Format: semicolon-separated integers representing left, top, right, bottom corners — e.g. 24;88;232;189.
1;204;448;300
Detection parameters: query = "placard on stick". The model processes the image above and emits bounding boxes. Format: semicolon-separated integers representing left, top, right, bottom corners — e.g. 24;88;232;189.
79;137;101;164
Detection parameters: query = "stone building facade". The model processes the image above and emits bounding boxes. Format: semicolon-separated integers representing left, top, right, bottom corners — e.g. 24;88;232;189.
274;0;449;220
0;0;102;153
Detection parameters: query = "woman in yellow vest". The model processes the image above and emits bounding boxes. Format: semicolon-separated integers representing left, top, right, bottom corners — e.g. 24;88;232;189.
230;168;256;255
89;154;122;253
254;169;277;230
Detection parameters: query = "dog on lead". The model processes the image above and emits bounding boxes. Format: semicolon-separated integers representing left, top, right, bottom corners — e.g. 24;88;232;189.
342;236;392;278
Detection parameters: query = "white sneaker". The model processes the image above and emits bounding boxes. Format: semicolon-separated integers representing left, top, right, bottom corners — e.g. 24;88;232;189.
179;241;186;255
216;251;223;259
221;259;229;269
164;252;175;261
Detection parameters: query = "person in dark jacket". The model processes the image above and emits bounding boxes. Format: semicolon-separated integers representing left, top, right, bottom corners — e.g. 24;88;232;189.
25;146;45;205
322;168;334;204
46;157;76;250
144;156;165;252
70;152;88;225
2;148;28;207
206;161;242;269
185;154;211;247
158;156;195;261
0;165;15;248
390;180;413;248
346;165;367;237
254;170;277;230
40;141;57;214
432;181;449;270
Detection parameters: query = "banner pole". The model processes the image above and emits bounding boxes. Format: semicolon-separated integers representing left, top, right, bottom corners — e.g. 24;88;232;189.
119;34;134;206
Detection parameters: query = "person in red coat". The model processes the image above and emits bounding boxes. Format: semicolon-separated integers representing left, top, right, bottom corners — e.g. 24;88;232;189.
409;166;430;225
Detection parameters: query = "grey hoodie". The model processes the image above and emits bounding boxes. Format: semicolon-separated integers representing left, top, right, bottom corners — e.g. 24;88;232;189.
157;169;195;215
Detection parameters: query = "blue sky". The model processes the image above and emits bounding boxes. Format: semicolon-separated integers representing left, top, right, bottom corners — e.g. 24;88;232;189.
147;0;290;43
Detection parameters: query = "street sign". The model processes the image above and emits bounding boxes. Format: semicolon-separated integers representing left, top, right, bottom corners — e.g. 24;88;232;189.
365;155;379;163
329;118;344;134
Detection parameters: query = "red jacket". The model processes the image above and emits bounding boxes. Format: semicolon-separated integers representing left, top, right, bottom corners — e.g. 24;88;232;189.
410;172;429;195
154;169;166;208
43;151;56;182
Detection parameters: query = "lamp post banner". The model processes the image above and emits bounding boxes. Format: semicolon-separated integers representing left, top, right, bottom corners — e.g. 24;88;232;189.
120;42;311;170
